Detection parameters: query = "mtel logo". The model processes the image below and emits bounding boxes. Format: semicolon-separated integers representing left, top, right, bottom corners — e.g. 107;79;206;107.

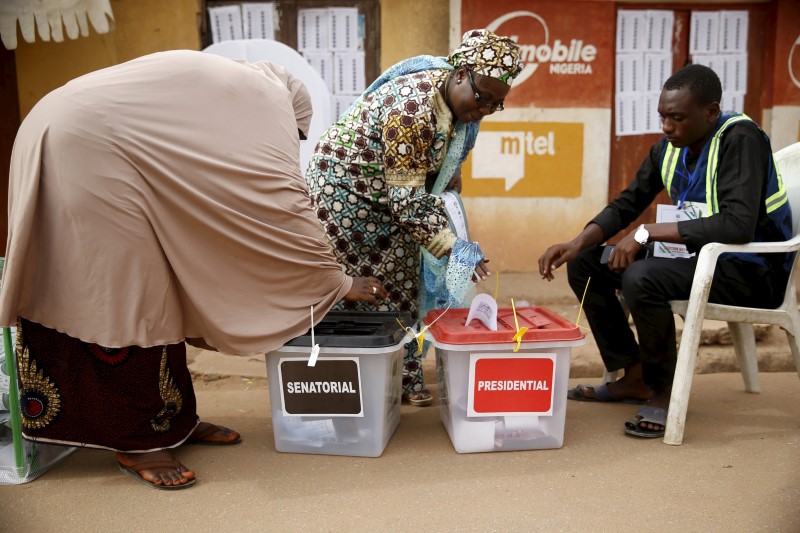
487;10;598;85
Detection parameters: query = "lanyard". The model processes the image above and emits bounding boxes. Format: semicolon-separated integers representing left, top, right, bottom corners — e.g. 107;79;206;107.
675;149;703;209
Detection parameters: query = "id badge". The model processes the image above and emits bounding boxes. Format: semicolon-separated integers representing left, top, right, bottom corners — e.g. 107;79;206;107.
653;202;707;259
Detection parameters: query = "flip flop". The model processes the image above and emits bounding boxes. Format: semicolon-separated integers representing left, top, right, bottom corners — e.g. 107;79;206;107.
117;458;196;490
402;388;434;407
624;406;666;438
567;383;648;404
185;423;242;446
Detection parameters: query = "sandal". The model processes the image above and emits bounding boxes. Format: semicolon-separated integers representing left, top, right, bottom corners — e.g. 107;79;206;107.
624;406;667;438
116;452;196;490
402;388;433;407
185;422;241;446
567;383;649;404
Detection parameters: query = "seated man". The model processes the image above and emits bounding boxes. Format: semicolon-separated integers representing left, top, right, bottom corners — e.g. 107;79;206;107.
537;64;792;438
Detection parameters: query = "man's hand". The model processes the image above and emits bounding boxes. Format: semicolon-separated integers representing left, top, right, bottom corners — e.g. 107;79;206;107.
539;242;581;281
343;277;388;306
605;231;641;272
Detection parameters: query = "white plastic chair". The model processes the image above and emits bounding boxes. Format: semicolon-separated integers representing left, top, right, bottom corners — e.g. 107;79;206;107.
664;141;800;445
203;39;333;174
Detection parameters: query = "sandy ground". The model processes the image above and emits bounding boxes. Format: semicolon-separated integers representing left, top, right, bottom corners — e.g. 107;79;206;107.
0;369;798;532
1;273;799;531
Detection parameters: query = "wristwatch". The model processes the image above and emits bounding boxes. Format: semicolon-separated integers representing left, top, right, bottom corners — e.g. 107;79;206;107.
634;224;650;245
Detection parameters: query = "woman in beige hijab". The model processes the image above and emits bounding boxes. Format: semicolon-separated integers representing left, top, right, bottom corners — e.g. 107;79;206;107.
0;50;387;489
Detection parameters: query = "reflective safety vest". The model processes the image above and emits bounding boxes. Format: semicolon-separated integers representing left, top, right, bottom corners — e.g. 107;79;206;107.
658;112;792;245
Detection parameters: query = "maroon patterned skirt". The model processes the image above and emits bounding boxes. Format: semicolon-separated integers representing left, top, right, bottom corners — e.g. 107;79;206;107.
15;319;198;452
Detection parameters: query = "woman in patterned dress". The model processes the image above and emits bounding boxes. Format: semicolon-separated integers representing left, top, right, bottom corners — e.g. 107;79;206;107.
306;30;522;406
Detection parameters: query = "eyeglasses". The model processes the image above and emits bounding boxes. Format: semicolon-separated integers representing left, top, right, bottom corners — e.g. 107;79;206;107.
466;70;504;112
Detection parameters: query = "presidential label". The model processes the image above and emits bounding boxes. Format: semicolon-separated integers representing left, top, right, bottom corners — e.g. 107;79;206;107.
467;353;557;416
278;357;363;417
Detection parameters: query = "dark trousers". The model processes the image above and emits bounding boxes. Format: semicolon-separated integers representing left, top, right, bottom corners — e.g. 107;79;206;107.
566;246;787;391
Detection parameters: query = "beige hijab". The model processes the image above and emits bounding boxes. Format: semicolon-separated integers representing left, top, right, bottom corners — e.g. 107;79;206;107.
240;60;313;138
0;50;351;355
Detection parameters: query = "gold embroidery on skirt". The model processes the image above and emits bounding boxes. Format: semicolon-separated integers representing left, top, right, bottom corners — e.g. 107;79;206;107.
150;346;183;432
17;324;61;430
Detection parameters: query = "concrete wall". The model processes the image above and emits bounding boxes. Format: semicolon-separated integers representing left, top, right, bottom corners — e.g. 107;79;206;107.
379;0;449;70
464;108;611;273
14;0;201;117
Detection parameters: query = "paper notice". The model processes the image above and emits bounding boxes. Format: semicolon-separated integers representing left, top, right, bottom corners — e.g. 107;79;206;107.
334;51;365;94
644;53;672;93
616;10;646;53
690;11;720;55
331;94;359;119
642;92;663;133
644;10;674;52
615;93;644;136
298;8;329;51
616;53;644;94
720;92;746;114
242;3;275;40
718;10;748;54
303;51;334;92
329;7;359;51
208;6;243;43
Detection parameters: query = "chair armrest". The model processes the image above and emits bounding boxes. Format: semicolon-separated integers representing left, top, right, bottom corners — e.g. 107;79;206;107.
683;234;800;316
695;234;800;259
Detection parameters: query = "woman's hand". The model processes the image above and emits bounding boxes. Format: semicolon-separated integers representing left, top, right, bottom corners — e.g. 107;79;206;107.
343;277;388;306
445;168;463;193
473;258;491;282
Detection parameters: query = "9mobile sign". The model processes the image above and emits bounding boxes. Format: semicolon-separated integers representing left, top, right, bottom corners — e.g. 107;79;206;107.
488;10;598;82
462;0;614;107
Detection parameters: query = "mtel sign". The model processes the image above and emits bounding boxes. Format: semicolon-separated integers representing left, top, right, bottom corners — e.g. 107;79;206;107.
487;10;598;85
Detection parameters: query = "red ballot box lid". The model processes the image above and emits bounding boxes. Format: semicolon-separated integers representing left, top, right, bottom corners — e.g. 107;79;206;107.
423;306;584;345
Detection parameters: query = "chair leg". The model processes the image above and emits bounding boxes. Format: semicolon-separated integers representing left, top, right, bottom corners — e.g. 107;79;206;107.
728;322;760;393
664;314;704;446
786;330;800;381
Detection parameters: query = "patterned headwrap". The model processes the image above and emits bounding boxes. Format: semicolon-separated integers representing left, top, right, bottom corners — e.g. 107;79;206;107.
448;29;523;85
